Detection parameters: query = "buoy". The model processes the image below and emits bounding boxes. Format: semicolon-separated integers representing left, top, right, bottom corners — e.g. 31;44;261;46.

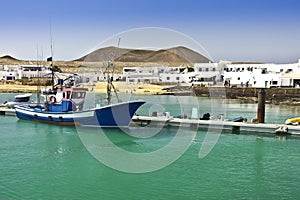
49;96;56;104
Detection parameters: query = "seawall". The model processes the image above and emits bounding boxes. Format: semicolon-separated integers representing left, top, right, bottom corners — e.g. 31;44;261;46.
192;86;300;105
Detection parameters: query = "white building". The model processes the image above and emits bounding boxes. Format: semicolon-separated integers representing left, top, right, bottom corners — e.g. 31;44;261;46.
192;61;228;85
0;65;52;81
20;65;52;79
223;60;300;88
122;65;190;84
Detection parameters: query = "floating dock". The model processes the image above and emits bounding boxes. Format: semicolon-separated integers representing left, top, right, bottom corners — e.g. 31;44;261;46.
0;108;16;116
132;116;300;136
1;107;300;135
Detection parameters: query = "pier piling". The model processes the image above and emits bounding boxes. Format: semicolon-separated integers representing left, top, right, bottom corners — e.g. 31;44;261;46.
257;88;266;123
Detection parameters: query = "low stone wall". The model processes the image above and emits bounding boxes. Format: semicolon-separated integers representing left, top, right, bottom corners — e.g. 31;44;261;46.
192;86;300;105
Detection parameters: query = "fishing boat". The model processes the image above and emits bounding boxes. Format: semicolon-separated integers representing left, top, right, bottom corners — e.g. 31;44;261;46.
15;53;145;127
15;75;145;127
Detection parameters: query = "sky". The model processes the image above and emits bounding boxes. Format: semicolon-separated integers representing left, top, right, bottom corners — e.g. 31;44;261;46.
0;0;299;63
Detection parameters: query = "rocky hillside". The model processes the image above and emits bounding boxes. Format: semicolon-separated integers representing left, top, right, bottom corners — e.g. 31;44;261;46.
75;46;210;63
1;46;210;73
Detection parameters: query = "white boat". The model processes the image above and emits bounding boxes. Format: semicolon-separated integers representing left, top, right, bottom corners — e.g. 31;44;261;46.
2;93;35;108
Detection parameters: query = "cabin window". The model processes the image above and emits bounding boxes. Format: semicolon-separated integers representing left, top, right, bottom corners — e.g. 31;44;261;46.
176;77;180;81
237;77;240;80
71;92;83;99
66;91;71;99
124;69;136;72
206;68;209;72
166;77;170;80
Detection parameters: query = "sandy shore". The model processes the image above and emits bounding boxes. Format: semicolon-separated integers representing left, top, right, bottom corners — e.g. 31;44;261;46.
0;84;40;93
0;82;171;95
92;82;170;95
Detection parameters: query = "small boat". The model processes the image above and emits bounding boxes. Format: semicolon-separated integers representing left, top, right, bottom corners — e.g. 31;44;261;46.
227;116;245;122
285;117;300;125
15;77;145;127
2;93;34;108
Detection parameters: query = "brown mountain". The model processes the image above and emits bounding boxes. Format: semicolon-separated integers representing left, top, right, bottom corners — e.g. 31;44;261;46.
0;55;21;64
75;46;211;63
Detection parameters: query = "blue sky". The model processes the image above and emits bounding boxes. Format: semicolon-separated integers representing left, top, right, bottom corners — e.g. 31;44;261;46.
0;0;299;63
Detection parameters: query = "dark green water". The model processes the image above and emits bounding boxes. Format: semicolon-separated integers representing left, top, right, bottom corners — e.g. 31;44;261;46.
1;93;300;199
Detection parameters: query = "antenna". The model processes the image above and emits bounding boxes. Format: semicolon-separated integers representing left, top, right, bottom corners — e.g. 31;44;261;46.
50;24;55;90
36;44;41;105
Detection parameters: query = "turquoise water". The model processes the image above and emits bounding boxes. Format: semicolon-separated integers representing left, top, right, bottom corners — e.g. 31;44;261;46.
1;93;300;199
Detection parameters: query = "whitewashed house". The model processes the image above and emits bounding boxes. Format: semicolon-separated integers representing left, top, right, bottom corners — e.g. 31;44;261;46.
279;60;300;87
224;60;300;88
0;64;56;81
159;66;190;83
0;65;20;80
121;66;190;84
192;61;228;85
20;65;52;79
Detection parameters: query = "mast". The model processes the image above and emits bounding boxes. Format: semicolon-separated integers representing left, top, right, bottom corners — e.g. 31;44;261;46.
49;24;55;90
36;44;42;105
50;40;54;90
105;38;121;105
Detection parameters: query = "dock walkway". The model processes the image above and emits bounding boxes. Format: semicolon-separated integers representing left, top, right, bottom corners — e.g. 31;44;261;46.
132;116;300;136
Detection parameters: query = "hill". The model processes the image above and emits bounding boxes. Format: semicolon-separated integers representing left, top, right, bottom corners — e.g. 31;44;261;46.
75;46;211;63
0;46;211;74
0;55;21;64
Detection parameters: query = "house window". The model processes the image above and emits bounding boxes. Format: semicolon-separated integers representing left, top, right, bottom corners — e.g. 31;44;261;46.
212;68;216;71
206;68;209;72
199;68;202;72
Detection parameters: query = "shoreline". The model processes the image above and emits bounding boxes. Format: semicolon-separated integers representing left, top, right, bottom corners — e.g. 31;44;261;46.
1;83;300;105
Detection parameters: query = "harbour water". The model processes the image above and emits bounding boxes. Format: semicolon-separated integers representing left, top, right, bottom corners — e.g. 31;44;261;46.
1;93;300;199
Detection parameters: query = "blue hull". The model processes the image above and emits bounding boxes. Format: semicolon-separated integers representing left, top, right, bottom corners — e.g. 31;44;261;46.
15;100;145;127
79;101;146;127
